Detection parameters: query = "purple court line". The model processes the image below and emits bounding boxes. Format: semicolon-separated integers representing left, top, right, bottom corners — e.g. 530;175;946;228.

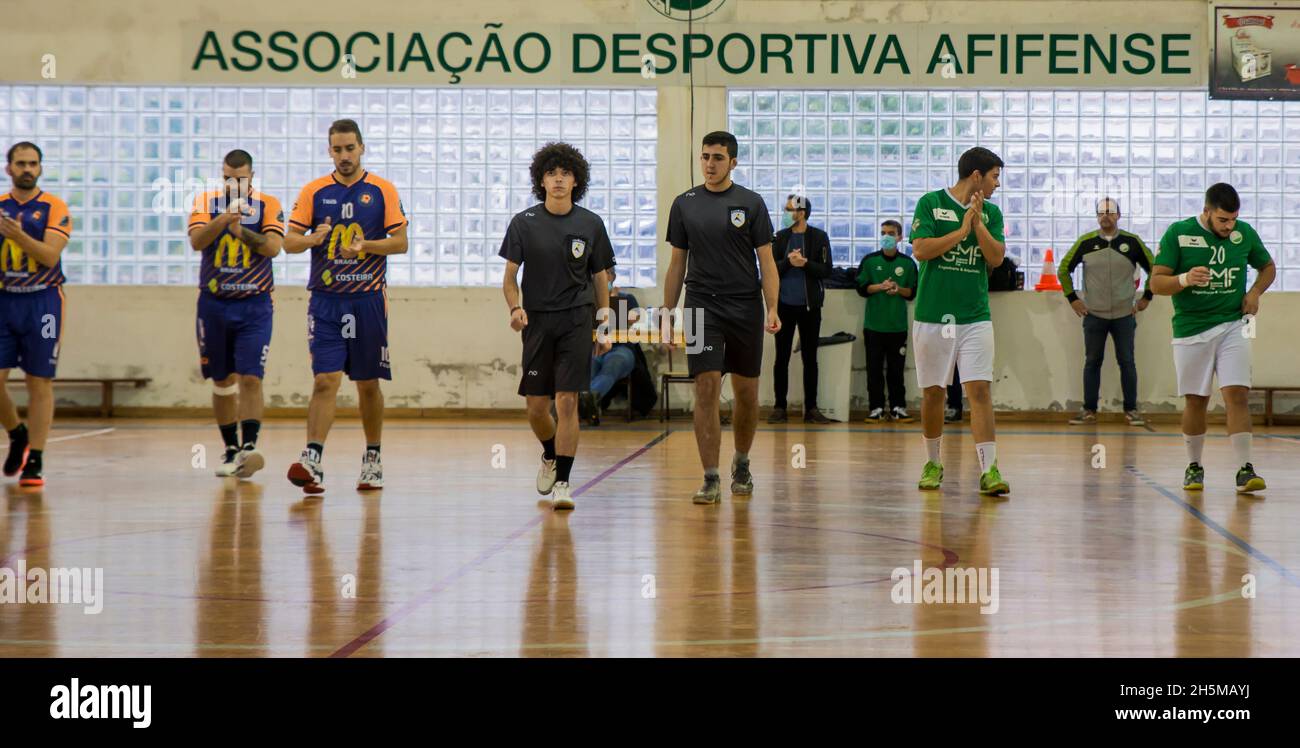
329;430;673;658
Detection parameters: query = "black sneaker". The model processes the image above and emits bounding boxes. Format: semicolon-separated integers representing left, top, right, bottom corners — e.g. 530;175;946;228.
1236;463;1266;494
767;407;788;424
944;408;961;423
19;458;43;487
804;408;832;424
579;391;600;422
731;459;753;495
4;424;29;477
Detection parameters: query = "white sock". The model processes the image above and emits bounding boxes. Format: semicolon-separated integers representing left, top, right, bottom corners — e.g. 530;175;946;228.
1184;433;1205;465
1230;432;1252;467
924;436;941;464
976;442;997;473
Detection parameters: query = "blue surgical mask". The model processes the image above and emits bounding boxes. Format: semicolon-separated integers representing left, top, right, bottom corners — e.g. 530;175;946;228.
608;281;615;293
781;212;794;229
881;235;898;251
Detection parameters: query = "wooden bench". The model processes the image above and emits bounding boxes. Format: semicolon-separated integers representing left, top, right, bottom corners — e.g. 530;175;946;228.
1258;386;1300;426
5;377;151;417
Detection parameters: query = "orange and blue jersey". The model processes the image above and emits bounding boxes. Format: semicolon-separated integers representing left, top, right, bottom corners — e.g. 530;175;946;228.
0;190;72;292
289;171;406;294
189;190;285;299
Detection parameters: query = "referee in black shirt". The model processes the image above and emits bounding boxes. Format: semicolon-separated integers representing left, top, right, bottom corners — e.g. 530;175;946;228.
501;142;615;511
663;131;781;504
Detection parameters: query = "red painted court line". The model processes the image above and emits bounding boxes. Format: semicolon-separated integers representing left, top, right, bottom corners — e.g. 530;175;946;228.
329;430;673;658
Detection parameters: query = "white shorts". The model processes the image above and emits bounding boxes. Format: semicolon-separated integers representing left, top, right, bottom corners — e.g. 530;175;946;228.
1172;319;1252;397
912;321;994;389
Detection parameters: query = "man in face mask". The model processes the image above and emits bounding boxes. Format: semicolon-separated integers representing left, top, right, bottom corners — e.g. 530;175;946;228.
856;220;918;422
768;193;833;424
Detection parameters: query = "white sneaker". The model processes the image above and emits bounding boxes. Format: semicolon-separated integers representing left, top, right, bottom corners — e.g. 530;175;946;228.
287;449;325;493
214;447;239;477
551;481;574;510
357;450;383;490
234;447;265;479
536;456;557;495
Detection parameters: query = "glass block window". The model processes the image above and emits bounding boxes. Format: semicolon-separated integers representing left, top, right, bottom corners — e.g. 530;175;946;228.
0;85;659;288
728;89;1300;291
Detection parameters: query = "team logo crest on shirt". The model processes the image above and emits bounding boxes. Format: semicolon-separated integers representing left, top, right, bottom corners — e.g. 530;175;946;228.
1119;242;1130;252
894;266;904;276
32;211;42;221
571;238;587;259
360;194;373;205
1230;230;1243;244
730;208;747;228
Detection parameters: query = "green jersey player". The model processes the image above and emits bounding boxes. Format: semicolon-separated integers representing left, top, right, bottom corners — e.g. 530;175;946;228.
1151;183;1275;493
908;147;1010;496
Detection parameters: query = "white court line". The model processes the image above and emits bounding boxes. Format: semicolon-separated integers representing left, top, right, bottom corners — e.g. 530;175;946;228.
47;427;115;443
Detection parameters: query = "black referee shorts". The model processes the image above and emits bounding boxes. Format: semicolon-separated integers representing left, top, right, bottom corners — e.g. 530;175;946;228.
518;305;594;397
684;291;765;379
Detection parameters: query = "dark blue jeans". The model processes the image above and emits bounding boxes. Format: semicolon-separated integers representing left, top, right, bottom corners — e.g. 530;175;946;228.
1082;313;1138;412
589;345;637;398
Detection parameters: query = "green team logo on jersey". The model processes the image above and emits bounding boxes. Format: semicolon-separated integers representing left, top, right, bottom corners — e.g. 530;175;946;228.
1230;230;1243;244
950;244;980;267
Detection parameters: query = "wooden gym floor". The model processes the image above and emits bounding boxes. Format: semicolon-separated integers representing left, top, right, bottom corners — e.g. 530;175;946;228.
2;417;1298;657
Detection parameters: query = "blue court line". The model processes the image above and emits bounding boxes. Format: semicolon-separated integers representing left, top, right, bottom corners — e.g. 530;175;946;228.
1126;465;1300;590
1260;434;1300;443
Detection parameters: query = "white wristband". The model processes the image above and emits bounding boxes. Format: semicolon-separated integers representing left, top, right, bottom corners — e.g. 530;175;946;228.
1178;272;1189;288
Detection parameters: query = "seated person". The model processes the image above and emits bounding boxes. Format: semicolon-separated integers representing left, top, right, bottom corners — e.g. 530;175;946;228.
584;267;641;420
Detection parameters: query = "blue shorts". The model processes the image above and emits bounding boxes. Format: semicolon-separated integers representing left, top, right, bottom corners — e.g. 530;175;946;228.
196;292;273;380
0;286;65;378
308;290;391;381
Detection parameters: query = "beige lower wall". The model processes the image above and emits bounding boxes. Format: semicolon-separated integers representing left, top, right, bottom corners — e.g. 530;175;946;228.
9;285;1299;416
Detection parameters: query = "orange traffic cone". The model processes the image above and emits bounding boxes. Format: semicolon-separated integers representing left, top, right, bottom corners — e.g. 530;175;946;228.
1035;248;1063;292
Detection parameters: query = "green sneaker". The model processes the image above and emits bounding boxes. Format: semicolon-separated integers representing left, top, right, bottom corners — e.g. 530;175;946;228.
979;463;1010;496
1236;463;1266;494
1183;462;1204;491
917;460;943;490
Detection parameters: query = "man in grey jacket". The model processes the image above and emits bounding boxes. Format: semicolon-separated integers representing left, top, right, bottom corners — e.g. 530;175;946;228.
1059;198;1155;426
